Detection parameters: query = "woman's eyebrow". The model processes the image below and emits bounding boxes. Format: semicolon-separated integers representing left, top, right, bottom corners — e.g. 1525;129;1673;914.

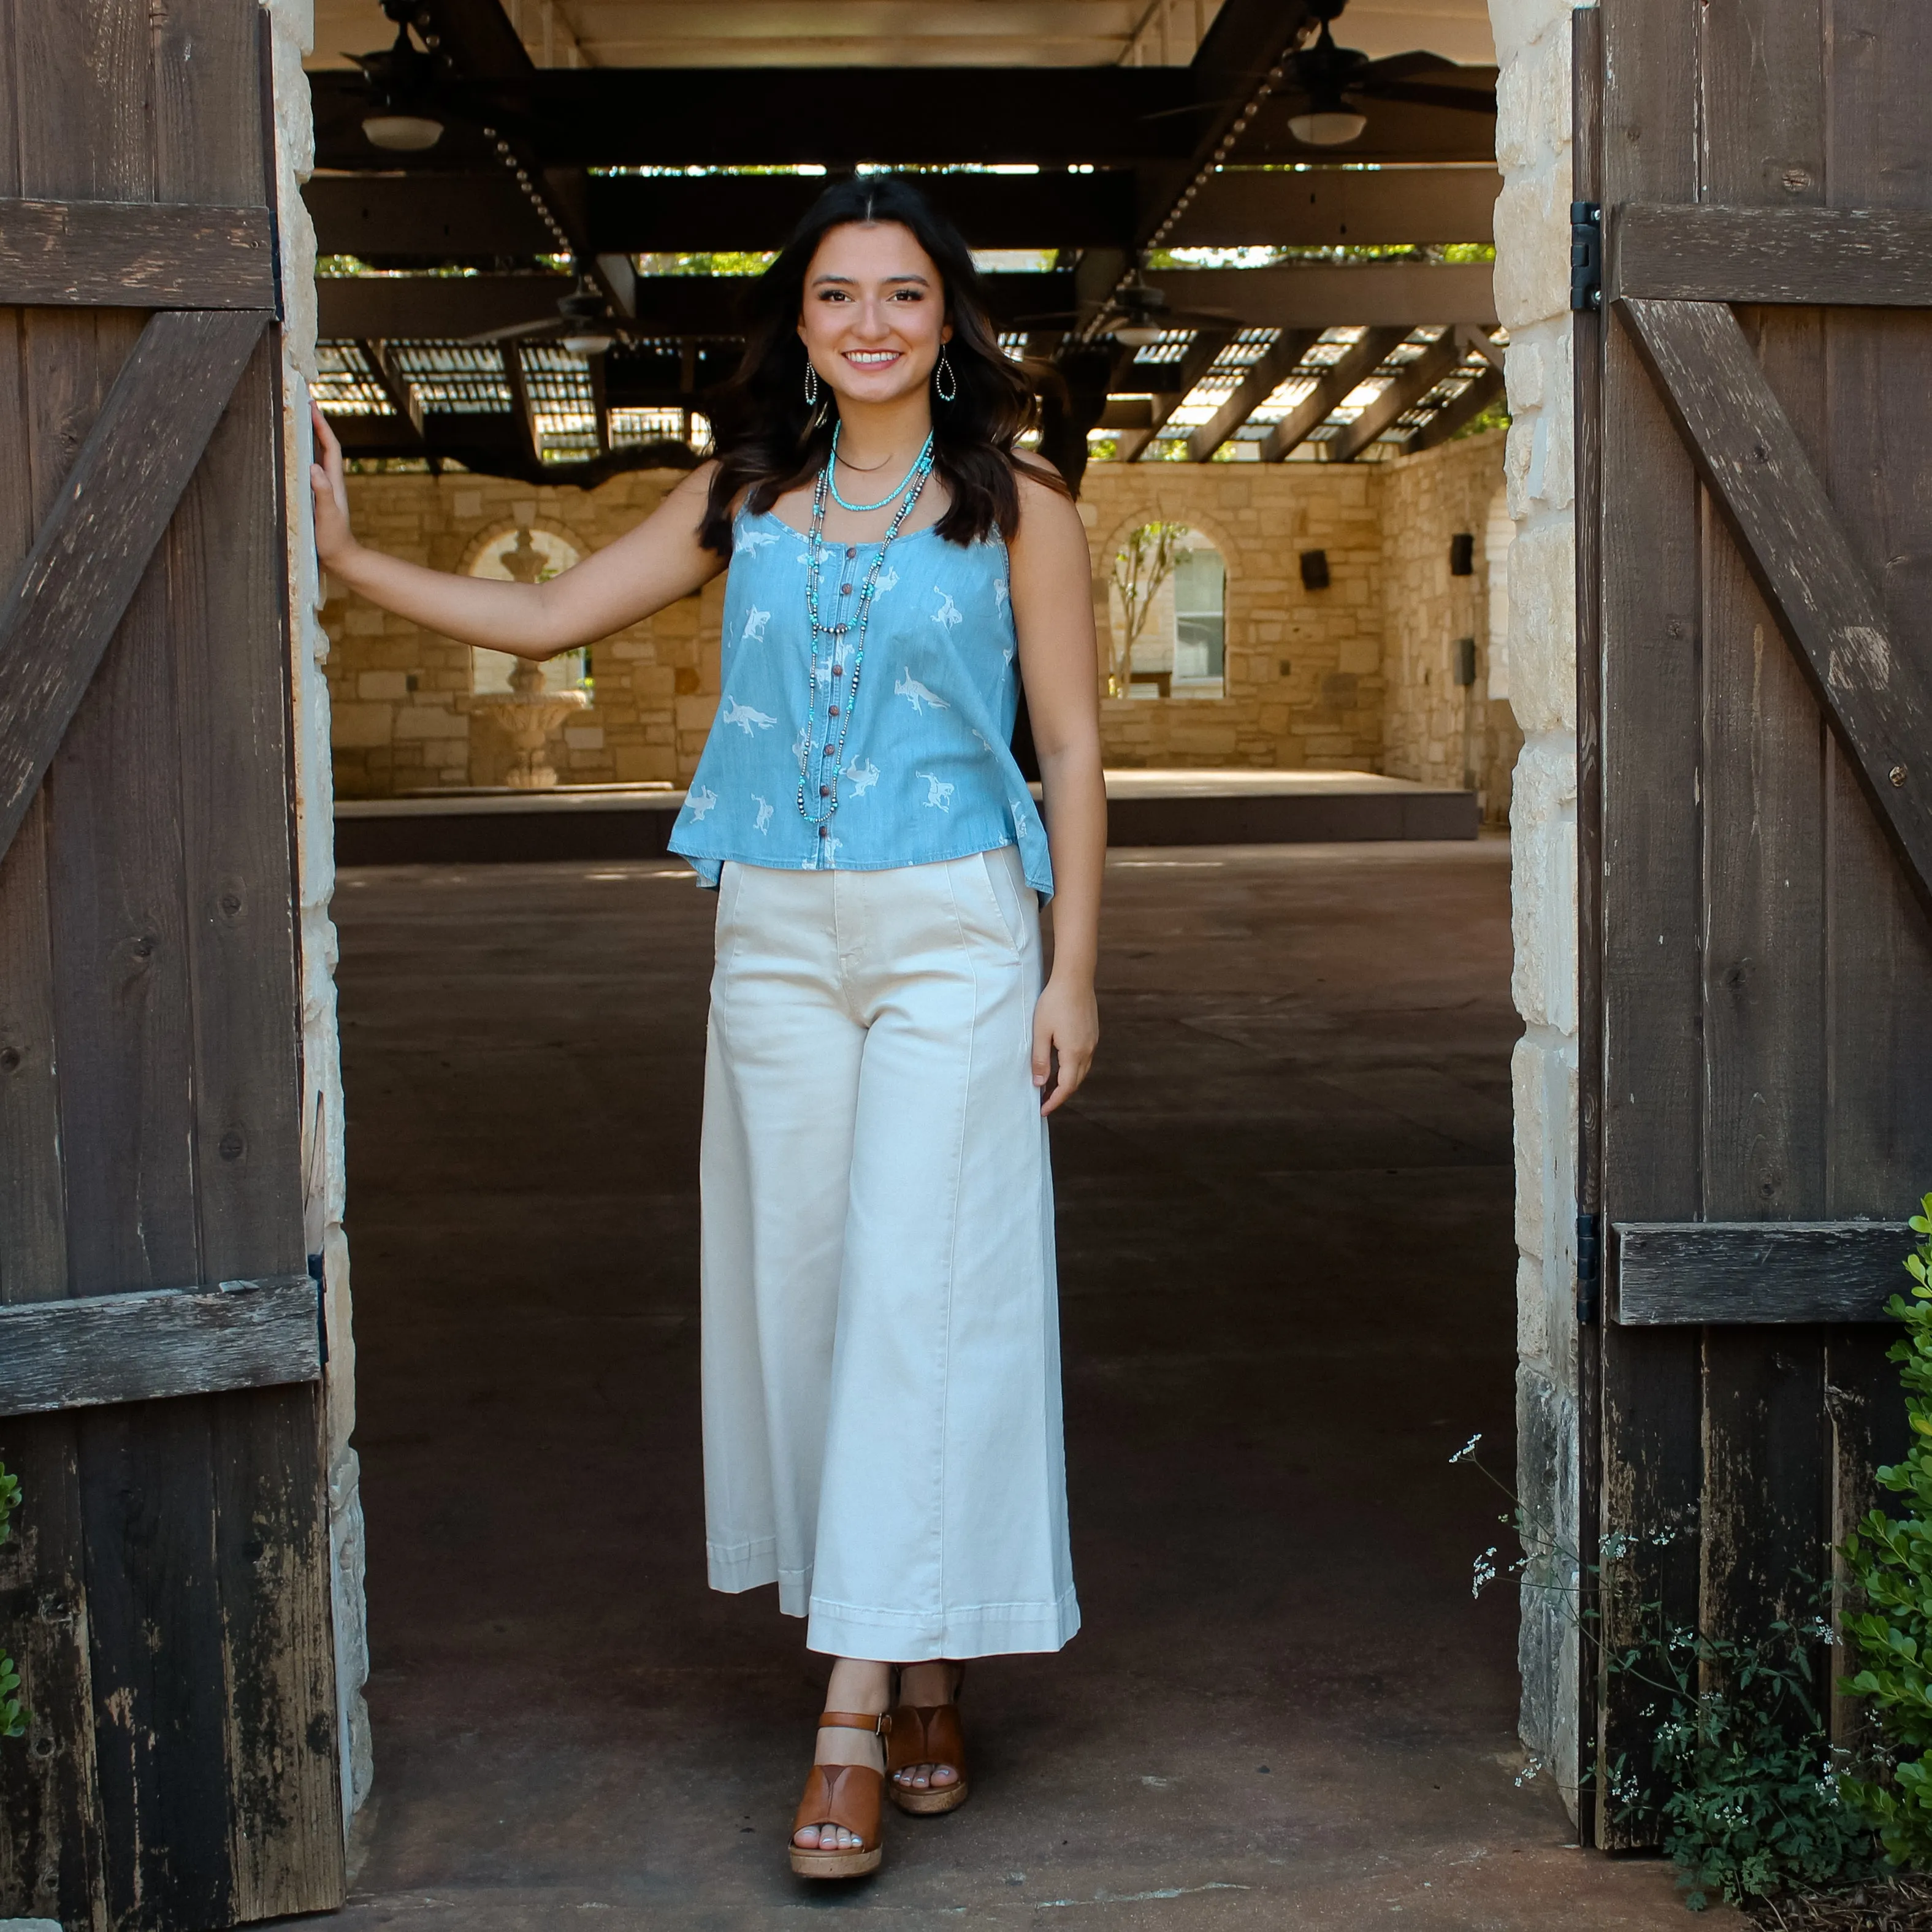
808;272;932;288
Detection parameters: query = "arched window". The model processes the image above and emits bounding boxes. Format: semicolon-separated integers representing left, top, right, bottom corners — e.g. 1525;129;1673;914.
1108;522;1228;701
466;526;590;694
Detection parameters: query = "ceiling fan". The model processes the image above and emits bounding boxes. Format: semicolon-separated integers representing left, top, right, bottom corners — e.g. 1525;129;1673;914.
353;0;449;152
465;272;622;357
1280;0;1498;146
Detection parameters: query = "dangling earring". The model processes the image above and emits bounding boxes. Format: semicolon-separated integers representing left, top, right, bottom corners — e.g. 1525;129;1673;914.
803;361;819;407
934;351;957;404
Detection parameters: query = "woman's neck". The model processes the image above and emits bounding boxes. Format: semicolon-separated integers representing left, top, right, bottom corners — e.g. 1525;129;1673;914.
830;393;935;475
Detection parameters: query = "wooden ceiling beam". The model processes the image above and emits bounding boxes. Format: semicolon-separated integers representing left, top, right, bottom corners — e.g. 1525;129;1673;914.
1113;326;1235;462
308;67;1500;172
1323;330;1461;462
1185;329;1321;462
304;167;1499;262
1406;364;1504;452
316;264;1493;342
1258;325;1407;462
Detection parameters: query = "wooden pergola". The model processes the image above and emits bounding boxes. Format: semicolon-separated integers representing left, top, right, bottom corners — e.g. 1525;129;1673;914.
304;0;1504;485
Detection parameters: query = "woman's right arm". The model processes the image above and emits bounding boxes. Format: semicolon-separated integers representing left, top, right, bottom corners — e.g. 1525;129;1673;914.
308;403;728;659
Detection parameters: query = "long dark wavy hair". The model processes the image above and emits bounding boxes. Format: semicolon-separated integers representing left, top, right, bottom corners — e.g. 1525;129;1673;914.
697;175;1066;558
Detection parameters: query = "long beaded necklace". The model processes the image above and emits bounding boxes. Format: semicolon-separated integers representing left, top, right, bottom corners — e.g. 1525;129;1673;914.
827;421;934;513
798;433;935;832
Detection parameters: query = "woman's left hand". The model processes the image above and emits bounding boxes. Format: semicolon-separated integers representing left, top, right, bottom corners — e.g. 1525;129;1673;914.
1032;974;1099;1116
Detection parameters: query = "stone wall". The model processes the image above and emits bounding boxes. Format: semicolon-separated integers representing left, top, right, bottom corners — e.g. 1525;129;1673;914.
326;455;1514;795
1491;0;1583;1814
1074;462;1386;769
324;472;724;796
265;0;370;1825
1378;432;1522;824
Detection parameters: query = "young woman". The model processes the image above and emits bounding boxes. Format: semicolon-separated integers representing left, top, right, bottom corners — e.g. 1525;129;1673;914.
309;175;1104;1881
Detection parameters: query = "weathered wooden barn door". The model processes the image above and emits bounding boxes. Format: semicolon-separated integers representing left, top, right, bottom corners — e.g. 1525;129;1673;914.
0;6;345;1926
1575;0;1932;1848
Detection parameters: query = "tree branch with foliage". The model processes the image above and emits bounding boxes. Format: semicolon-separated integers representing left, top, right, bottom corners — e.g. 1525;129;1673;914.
1107;521;1188;698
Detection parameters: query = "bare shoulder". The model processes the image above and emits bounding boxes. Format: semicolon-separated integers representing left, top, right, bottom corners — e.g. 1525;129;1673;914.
1008;452;1085;550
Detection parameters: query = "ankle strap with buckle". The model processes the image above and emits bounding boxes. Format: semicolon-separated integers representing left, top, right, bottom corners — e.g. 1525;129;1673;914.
819;1709;892;1736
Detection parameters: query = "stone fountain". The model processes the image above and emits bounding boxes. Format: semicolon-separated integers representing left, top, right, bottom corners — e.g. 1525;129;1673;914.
469;527;588;790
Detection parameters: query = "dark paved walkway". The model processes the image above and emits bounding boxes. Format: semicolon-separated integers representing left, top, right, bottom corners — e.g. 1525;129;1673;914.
324;842;1695;1929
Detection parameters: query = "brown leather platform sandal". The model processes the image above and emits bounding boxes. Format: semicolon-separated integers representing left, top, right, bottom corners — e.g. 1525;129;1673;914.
886;1663;969;1815
790;1711;892;1880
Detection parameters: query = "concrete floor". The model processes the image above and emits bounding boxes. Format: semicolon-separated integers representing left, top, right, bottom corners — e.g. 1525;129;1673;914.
323;841;1700;1930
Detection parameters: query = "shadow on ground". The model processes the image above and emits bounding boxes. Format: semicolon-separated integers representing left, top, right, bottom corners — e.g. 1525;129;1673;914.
322;841;1701;1928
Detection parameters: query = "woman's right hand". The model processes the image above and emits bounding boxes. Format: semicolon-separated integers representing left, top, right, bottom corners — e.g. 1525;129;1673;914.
309;401;357;568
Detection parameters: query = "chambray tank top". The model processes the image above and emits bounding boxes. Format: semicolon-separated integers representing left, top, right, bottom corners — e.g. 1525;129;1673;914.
666;507;1054;898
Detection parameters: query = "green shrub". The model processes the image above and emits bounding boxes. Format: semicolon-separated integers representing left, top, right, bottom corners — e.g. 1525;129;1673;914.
1604;1592;1878;1909
1838;1196;1932;1868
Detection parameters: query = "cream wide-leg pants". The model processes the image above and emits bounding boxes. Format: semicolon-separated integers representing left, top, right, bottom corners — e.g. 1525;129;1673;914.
699;847;1080;1662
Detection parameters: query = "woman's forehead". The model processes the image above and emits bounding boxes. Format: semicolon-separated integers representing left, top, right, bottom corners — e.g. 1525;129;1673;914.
807;221;939;283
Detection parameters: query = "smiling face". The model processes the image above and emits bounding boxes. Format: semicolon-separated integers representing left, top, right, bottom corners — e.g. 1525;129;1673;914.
796;220;952;410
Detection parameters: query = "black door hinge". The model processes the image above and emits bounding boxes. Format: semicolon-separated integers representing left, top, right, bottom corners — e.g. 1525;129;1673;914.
1576;1212;1602;1325
309;1251;330;1366
1570;202;1603;311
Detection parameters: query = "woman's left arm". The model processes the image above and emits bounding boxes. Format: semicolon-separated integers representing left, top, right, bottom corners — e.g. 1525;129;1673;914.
1009;468;1105;1115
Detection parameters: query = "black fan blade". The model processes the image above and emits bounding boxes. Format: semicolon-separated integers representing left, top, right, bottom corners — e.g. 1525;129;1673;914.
1353;49;1459;83
1364;77;1497;113
464;317;563;346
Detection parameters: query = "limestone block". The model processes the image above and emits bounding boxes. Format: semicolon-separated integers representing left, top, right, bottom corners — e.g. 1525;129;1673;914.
392;704;468;741
1495;10;1570;171
353;670;410;702
1493;166;1572;332
1489;0;1573;71
345;606;386;636
330;702;392;749
1509;738;1578;1028
1505;337;1548;416
675;694;719;731
1504;520;1576;735
565;725;605;750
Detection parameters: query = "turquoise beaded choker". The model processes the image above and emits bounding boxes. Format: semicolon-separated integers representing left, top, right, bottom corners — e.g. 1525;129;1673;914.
827;421;935;514
796;440;935;831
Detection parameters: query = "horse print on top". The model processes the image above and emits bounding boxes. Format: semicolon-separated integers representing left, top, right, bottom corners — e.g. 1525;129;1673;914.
669;508;1053;897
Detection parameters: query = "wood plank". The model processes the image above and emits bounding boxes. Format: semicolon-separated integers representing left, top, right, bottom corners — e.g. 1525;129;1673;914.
1619;294;1932;904
1595;0;1703;1850
1613;1221;1913;1324
1259;326;1407;462
163;10;346;1916
170;270;346;1907
1324;330;1459;462
0;1280;320;1416
0;52;107;1929
0;305;268;865
1820;0;1932;1761
1613;204;1932;307
0;199;273;308
0;21;141;1925
1693;0;1832;1667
